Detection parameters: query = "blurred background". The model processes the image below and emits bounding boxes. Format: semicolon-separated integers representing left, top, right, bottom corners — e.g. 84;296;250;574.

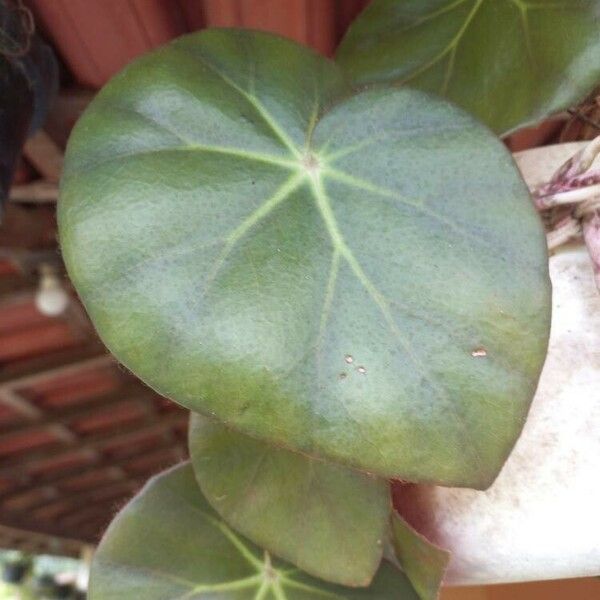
0;1;598;598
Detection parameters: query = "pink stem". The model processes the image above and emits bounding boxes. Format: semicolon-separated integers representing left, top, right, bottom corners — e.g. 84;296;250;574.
582;210;600;291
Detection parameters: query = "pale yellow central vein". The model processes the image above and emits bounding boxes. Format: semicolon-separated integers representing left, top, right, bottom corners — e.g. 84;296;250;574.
198;172;305;302
253;578;272;600
177;46;301;159
310;173;485;471
399;0;484;86
322;166;502;255
309;175;420;366
175;574;264;600
270;578;289;600
323;166;423;210
216;522;265;571
225;172;304;249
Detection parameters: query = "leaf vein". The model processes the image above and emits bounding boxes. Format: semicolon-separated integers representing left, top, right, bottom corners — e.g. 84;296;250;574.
323;166;530;266
173;44;301;158
398;0;484;87
174;575;264;599
310;175;486;472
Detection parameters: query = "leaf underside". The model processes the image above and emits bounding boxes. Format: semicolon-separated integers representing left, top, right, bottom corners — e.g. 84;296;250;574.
59;30;551;489
88;463;420;600
189;412;390;586
337;0;600;134
391;512;450;600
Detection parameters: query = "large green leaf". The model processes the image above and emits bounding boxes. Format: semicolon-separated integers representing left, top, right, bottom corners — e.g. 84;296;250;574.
59;30;551;489
189;412;390;586
390;513;449;600
336;0;600;134
89;463;419;599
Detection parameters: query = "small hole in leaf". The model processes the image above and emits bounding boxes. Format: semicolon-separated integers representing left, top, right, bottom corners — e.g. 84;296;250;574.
357;366;367;374
344;355;354;364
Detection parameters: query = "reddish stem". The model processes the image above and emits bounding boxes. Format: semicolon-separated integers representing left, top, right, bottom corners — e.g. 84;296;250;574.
582;211;600;290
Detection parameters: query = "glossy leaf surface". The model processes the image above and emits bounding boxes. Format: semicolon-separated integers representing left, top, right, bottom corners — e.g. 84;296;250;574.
89;463;419;599
337;0;600;134
189;412;390;586
59;30;551;488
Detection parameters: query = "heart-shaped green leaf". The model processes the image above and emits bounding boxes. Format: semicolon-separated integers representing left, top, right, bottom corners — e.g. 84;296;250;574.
189;412;390;586
89;463;420;599
337;0;600;134
59;30;551;489
390;512;449;600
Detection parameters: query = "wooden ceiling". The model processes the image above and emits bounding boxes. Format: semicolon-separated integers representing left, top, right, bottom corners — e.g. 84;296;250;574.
0;238;188;552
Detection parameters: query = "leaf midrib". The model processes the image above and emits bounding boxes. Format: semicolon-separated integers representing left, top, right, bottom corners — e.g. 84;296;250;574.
308;173;484;473
390;0;572;92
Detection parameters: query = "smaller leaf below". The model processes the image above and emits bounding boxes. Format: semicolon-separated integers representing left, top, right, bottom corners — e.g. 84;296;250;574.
89;462;419;599
189;413;391;587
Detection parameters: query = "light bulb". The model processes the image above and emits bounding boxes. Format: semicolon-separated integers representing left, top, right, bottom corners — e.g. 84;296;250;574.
35;265;69;316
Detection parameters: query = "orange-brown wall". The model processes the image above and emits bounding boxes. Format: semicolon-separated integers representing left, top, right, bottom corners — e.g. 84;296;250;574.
25;0;371;88
443;577;599;600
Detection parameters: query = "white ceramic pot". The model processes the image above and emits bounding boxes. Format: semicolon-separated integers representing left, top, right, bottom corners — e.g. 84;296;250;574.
394;143;600;586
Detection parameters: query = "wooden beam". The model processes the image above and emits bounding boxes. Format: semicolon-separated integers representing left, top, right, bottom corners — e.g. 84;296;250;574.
0;442;184;503
0;412;188;476
0;273;33;297
0;388;77;444
0;385;152;437
0;347;112;388
0;517;93;547
9;180;58;204
0;522;82;547
23;130;64;182
0;388;42;419
0;394;164;510
58;504;113;532
31;478;144;521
